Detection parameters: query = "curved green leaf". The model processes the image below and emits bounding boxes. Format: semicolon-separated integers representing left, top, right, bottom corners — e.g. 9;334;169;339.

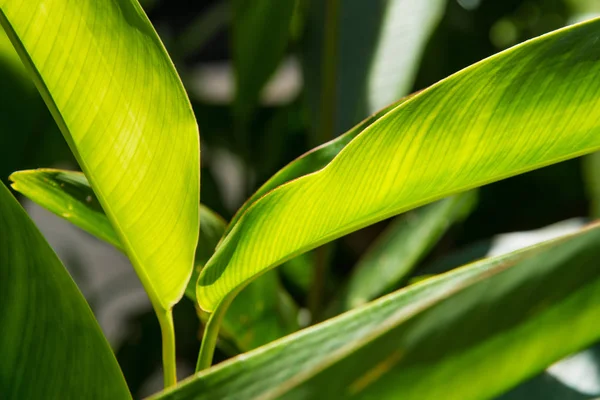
0;182;131;399
153;222;600;400
198;18;600;312
0;0;200;310
9;168;297;351
226;97;407;234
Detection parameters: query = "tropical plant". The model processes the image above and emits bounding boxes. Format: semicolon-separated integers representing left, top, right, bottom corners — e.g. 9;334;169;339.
2;0;600;399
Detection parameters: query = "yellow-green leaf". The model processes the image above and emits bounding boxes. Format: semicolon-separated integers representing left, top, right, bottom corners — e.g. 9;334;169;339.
0;0;200;310
0;181;131;399
198;18;600;312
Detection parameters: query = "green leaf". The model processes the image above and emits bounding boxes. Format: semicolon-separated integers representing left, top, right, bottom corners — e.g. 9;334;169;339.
152;223;600;400
500;344;600;400
10;168;297;352
0;27;64;185
0;0;200;311
302;0;446;135
226;97;407;235
341;192;477;310
233;0;296;122
198;18;600;312
10;169;122;249
0;182;131;399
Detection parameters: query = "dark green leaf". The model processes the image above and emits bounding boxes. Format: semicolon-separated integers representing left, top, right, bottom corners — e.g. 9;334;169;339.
154;222;600;400
0;181;131;399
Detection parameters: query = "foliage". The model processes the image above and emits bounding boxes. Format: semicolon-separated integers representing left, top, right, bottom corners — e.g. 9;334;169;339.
1;0;600;399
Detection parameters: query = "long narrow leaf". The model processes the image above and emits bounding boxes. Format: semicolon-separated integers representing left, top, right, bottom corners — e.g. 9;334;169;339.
198;18;600;312
154;222;600;400
0;182;131;399
0;0;200;310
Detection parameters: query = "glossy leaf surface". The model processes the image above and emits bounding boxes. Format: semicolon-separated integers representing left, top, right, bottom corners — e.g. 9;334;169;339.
155;223;600;400
0;182;131;399
10;168;296;351
0;0;200;310
198;18;600;312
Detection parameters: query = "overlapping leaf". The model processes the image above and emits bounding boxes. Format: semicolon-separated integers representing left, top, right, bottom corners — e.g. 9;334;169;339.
10;168;297;351
0;0;200;310
154;222;600;400
0;182;131;399
198;18;600;312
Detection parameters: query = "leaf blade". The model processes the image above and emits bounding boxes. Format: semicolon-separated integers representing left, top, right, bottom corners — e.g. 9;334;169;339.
0;0;200;310
0;182;131;399
198;18;600;312
153;222;600;400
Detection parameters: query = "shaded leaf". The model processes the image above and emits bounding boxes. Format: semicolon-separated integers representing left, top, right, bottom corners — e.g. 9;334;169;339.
154;222;600;400
0;181;131;399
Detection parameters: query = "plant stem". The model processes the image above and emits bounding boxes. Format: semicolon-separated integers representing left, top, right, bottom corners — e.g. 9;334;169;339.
157;308;177;388
195;292;237;372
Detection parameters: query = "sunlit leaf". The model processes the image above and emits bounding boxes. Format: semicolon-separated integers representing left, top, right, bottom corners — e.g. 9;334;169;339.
0;0;200;310
226;97;406;235
198;18;600;312
0;182;131;399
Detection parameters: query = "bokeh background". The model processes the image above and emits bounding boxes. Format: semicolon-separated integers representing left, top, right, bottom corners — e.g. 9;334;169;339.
2;0;600;398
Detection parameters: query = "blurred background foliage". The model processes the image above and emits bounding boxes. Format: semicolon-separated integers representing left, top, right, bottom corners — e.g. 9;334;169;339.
3;0;600;398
